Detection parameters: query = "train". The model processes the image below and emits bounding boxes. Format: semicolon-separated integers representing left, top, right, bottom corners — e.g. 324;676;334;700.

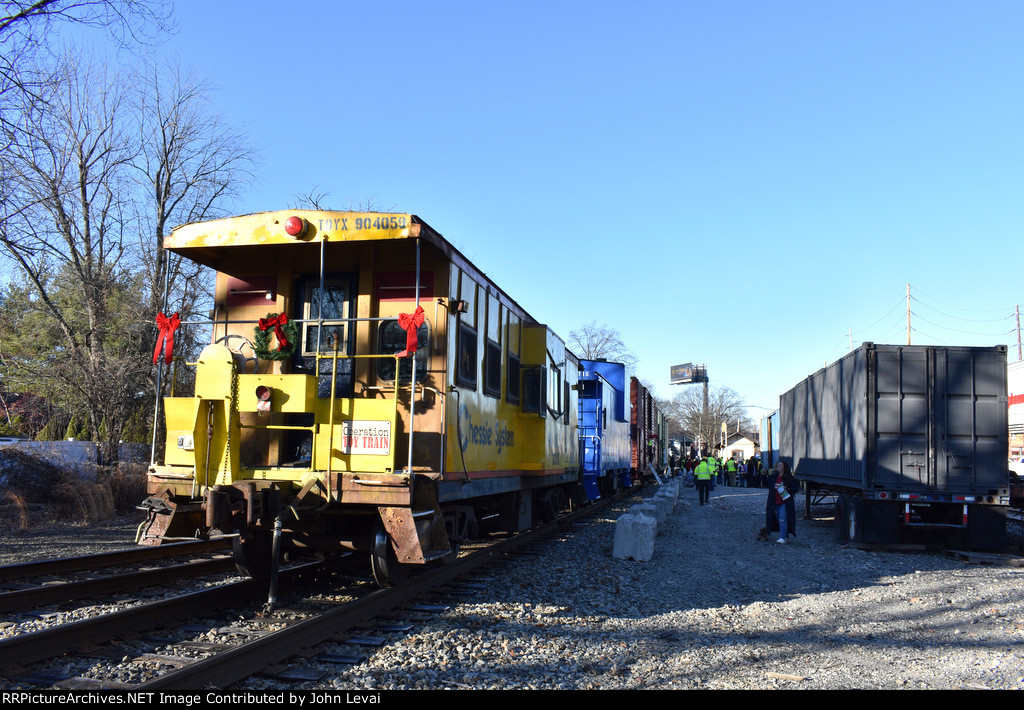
137;210;667;586
763;343;1010;551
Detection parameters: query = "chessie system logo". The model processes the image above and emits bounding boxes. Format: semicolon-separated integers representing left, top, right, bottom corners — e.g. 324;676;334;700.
459;403;514;454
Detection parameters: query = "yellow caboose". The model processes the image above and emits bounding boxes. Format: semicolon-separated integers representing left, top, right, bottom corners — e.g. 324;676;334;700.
139;211;580;586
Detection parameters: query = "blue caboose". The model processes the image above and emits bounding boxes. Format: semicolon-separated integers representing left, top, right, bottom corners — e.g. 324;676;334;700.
578;359;632;499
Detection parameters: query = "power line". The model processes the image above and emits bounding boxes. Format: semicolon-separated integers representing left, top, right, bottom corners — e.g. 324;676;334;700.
911;285;1015;316
911;295;1015;324
849;295;906;333
830;284;1020;365
910;310;1015;338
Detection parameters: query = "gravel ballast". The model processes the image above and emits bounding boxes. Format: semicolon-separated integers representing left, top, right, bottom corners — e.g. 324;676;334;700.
3;482;1024;690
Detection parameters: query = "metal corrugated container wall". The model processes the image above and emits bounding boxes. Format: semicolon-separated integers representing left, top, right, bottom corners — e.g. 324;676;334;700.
781;343;1008;495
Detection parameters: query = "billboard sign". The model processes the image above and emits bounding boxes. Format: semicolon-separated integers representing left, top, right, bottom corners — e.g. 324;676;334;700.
671;363;693;384
671;363;707;385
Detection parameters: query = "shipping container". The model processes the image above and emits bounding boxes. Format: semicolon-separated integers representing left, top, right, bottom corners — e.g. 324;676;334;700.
779;343;1009;550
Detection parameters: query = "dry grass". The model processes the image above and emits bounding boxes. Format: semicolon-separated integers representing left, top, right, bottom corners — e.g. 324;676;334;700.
0;448;149;531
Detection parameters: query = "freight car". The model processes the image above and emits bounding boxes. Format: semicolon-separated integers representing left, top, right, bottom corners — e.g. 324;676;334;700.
630;377;665;477
137;210;661;588
777;342;1010;551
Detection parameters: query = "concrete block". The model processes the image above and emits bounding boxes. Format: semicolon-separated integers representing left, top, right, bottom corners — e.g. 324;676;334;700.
662;481;680;502
630;502;658;520
653;491;674;521
612;511;657;561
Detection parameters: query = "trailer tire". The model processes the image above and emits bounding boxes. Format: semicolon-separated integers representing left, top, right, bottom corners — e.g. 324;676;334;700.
834;494;850;541
847;496;864;543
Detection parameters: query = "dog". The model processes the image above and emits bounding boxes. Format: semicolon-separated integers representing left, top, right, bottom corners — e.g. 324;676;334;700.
756;527;770;542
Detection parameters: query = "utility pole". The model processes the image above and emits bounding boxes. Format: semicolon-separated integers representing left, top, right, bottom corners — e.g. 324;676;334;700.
1017;305;1021;362
703;377;710;453
906;283;912;345
670;362;709;454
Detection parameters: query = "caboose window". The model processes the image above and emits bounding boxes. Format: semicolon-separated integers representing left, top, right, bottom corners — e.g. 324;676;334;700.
548;365;562;418
455;321;478;389
506;353;521;405
522;365;546;415
483;339;501;397
301;278;353;355
377;320;429;382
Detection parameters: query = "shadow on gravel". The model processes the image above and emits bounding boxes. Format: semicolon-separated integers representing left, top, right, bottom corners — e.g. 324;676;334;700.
454;487;1024;688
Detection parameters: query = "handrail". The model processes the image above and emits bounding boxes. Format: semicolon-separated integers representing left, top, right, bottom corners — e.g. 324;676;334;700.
313;348;404;478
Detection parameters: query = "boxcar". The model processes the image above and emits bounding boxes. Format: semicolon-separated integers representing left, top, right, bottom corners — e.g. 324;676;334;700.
629;377;664;479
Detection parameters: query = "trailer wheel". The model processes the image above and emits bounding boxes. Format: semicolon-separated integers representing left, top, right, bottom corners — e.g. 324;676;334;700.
847;497;864;543
834;495;850;541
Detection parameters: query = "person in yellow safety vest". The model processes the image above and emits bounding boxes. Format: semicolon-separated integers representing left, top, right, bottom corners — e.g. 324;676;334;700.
725;458;737;486
694;456;713;506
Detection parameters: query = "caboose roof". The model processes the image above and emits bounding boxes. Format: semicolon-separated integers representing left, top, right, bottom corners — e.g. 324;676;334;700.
166;210;437;260
165;209;549;330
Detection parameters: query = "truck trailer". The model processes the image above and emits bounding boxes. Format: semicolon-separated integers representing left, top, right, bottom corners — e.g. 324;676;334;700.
779;343;1009;551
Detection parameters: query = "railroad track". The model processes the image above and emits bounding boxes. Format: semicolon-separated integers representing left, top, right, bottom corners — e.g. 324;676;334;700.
0;488;638;689
0;538;229;581
0;539;234;613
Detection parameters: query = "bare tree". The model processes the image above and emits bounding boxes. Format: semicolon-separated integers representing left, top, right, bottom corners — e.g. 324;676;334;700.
291;189;400;213
0;52;150;456
0;0;171;38
132;58;258;317
0;1;173;132
664;383;752;455
127;59;258;461
0;4;263;457
0;1;173;282
292;186;332;210
567;320;639;373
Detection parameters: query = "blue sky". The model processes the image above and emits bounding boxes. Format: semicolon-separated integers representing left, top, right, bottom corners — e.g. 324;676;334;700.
95;2;1024;415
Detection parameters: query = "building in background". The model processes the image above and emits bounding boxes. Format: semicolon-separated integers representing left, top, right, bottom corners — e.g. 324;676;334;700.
1009;360;1024;459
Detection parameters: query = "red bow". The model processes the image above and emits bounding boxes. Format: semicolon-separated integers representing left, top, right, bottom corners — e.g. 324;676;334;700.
396;306;425;357
153;311;180;365
258;313;291;351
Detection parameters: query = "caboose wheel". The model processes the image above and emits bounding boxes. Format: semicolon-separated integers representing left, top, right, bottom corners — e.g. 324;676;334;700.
232;531;274;581
370;522;409;587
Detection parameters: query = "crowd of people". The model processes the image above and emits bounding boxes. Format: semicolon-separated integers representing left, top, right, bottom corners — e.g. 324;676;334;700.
672;453;799;544
675;453;768;490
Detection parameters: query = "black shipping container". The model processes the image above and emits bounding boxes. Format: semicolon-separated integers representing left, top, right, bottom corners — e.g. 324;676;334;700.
779;343;1009;550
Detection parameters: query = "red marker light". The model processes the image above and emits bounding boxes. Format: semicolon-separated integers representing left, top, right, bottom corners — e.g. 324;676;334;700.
285;216;306;237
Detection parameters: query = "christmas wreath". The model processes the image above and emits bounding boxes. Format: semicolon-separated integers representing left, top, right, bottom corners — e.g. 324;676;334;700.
253;312;300;361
